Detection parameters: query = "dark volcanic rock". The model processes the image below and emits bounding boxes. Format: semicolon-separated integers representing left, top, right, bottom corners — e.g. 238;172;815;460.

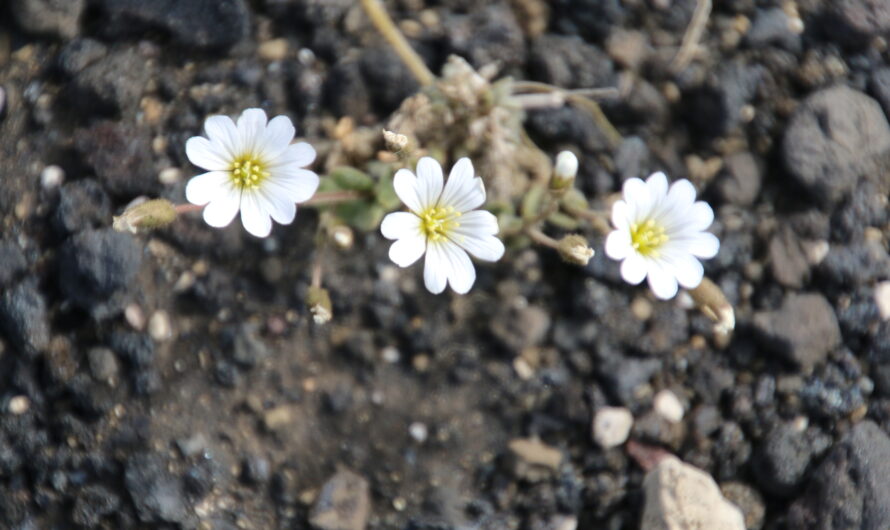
125;453;190;524
870;68;890;119
74;121;158;197
818;242;890;287
93;0;250;51
529;35;615;89
58;38;108;75
716;152;761;207
445;5;525;72
71;485;120;527
359;47;420;116
753;293;840;370
66;48;153;114
687;60;766;136
826;0;890;47
11;0;85;39
54;179;111;234
752;422;812;497
0;240;27;288
58;229;143;318
782;86;890;205
745;8;801;51
788;421;890;529
0;279;50;356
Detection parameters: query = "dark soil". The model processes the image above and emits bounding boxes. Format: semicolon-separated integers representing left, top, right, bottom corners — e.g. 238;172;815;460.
1;0;890;529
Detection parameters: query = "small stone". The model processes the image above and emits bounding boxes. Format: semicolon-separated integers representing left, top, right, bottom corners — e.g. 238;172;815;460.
125;453;190;524
54;179;111;234
606;29;650;70
175;433;208;458
875;282;890;320
40;165;65;190
408;422;428;443
744;7;801;51
11;0;85;39
720;482;765;530
717;152;761;207
0;278;50;356
309;470;371;530
508;438;563;471
491;304;551;352
642;457;746;530
157;167;182;185
381;346;400;364
528;34;615;89
769;225;810;288
827;0;890;46
72;485;121;527
259;38;289;61
752;422;813;497
0;240;27;288
125;304;146;330
782;86;890;205
753;293;841;370
148;310;172;341
264;406;294;431
8;396;29;415
88;347;119;383
242;454;271;485
653;390;684;423
593;407;634;449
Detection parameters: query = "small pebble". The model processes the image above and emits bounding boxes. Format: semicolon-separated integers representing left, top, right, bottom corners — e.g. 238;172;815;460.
875;281;890;321
653;390;685;423
40;165;65;190
158;167;182;185
259;38;289;61
593;407;634;449
409;422;428;443
9;395;30;415
381;346;400;363
124;304;146;331
148;310;172;341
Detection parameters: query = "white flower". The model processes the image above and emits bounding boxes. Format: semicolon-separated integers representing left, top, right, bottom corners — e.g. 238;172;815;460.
381;157;505;294
605;172;719;300
185;108;319;238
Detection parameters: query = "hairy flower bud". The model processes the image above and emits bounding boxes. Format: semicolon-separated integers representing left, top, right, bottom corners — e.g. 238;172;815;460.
306;286;332;325
557;234;595;266
112;199;177;234
383;129;409;152
550;150;578;192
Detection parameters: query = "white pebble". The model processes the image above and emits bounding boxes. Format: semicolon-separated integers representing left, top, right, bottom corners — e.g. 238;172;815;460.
875;281;890;321
409;422;428;443
653;390;685;423
124;304;146;331
148;310;172;341
158;167;182;185
40;165;65;190
381;346;400;363
8;395;29;415
593;406;633;449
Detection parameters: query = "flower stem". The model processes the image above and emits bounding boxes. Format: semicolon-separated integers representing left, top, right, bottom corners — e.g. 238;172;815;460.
525;226;559;249
359;0;435;86
303;190;368;206
563;204;612;236
174;203;204;215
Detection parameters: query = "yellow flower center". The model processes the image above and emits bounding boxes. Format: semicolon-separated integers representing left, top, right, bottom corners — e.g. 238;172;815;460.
231;155;269;190
630;218;669;257
420;205;461;242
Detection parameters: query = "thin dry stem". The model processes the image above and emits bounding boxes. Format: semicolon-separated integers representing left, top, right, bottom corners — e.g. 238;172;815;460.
303;190;367;206
359;0;435;86
174;203;204;214
671;0;712;72
566;94;622;149
525;226;559;249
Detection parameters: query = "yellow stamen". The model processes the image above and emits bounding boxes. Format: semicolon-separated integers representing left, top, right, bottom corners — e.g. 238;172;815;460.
231;155;270;190
630;218;669;257
420;205;461;242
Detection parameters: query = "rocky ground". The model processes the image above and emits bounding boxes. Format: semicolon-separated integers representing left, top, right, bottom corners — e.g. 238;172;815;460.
1;0;890;529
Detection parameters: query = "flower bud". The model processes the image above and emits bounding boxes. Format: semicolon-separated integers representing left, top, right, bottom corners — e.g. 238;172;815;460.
550;151;578;192
557;234;595;266
306;286;332;325
112;199;177;234
383;129;409;152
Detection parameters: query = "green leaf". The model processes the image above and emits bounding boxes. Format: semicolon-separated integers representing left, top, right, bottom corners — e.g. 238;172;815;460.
336;201;385;232
373;169;401;211
521;184;547;221
561;188;589;212
330;166;375;191
547;211;579;230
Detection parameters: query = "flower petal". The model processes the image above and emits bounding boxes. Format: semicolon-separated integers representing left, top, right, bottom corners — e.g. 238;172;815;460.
646;172;669;200
259;187;296;225
663;250;704;289
186;171;232;205
260;115;296;160
611;200;631;231
439;157;485;212
622;177;653;223
265;170;319;204
685;201;715;232
605;229;632;260
684;231;720;259
239;191;273;237
186;136;231;171
452;210;499;236
237;108;268;155
381;211;421;240
268;142;316;170
389;234;426;268
202;189;241;228
666;179;697;209
454;233;504;262
393;168;423;213
439;240;476;294
204;115;239;159
423;240;448;294
620;253;647;285
646;259;679;300
416;157;444;209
